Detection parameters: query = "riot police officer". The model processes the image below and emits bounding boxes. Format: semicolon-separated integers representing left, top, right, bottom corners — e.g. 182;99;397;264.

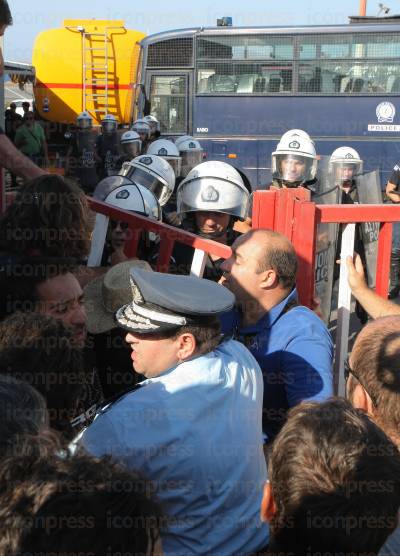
65;111;98;193
271;129;318;189
132;119;152;153
95;114;120;179
114;130;142;172
143;114;161;140
329;146;363;199
147;138;182;179
172;160;249;281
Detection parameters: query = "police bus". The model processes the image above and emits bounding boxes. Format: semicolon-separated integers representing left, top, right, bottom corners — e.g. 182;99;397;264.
133;22;400;189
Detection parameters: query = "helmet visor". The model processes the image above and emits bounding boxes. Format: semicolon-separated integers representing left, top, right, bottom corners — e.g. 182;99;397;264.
102;121;117;133
132;123;151;140
162;156;181;178
123;142;142;159
272;154;317;185
122;166;171;206
78;118;92;129
180;151;203;177
331;161;363;186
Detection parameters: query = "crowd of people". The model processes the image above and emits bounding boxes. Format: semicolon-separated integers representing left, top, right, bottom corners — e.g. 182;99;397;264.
0;1;400;555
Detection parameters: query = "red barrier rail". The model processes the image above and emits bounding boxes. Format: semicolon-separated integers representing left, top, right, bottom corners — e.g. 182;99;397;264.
88;197;232;271
253;190;400;308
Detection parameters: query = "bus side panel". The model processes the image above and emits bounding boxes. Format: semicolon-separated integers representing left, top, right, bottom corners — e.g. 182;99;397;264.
192;96;400;187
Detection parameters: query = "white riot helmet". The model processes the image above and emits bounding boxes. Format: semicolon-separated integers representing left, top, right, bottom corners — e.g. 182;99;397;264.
147;139;182;178
143;114;160;135
177;161;249;221
175;135;194;149
101;114;118;133
120;130;142;159
272;131;317;187
119;154;175;207
329;146;363;186
132;118;152;141
93;176;161;221
279;129;314;145
178;138;203;178
77;111;93;129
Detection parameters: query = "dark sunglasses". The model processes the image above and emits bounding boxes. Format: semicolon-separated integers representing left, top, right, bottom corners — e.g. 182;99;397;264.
110;220;129;231
344;358;378;407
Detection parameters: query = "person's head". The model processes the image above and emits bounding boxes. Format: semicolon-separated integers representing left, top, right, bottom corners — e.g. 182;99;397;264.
0;374;50;458
132;118;152;143
0;174;91;259
221;228;297;308
177;160;249;239
347;316;400;448
262;398;400;556
9;102;16;112
23;110;35;127
0;1;12;78
329;146;363;190
0;312;86;439
125;316;222;378
194;211;231;238
272;130;317;187
21;101;30;114
120;130;142;159
101;113;118;134
0;453;163;556
116;267;234;378
0;262;87;348
76;110;92;130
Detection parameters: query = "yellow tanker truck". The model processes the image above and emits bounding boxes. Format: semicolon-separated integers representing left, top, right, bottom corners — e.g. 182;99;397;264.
32;19;145;126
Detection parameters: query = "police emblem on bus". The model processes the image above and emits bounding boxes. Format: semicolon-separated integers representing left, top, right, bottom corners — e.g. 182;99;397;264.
376;102;396;123
116;189;130;199
139;157;152;165
289;140;300;149
201;186;219;202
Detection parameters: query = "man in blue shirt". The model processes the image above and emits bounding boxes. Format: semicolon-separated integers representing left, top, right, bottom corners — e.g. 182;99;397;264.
220;228;334;444
77;267;268;556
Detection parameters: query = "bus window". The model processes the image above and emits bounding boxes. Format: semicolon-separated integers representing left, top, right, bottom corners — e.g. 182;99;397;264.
149;75;188;134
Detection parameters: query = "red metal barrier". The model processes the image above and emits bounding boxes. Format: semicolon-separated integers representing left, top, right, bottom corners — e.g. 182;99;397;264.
253;190;400;307
88;197;232;270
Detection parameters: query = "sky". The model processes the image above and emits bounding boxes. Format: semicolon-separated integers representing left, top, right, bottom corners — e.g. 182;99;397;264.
5;0;400;63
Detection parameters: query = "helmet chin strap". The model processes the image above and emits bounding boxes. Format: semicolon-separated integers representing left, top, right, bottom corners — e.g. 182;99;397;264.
281;179;303;188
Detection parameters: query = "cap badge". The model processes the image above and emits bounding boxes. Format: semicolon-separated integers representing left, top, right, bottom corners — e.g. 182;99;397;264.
158;148;168;156
201;185;219;202
130;279;144;304
116;189;130;199
289;140;300;149
345;153;354;159
189;141;196;148
139;156;152;165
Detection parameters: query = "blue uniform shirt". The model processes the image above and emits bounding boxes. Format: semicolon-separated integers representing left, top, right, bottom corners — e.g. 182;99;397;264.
220;288;334;443
77;338;268;556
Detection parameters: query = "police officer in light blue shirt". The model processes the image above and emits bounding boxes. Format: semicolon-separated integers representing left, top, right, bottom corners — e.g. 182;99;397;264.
220;228;334;444
77;267;268;556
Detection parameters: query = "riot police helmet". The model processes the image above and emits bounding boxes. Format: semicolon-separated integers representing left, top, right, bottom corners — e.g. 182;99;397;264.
77;111;93;129
147;139;182;178
143;114;160;135
272;131;317;187
119;154;175;207
178;138;203;178
329;146;363;186
120;130;142;159
177;160;249;221
132;119;152;141
101;114;118;134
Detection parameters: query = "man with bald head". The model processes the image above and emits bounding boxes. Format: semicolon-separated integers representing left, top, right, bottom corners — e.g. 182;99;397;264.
220;228;333;445
347;316;400;556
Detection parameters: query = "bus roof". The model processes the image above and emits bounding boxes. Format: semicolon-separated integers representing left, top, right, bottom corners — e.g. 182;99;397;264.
140;22;400;47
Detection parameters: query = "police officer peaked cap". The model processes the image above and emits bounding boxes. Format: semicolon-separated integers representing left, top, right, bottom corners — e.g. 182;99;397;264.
116;267;235;334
